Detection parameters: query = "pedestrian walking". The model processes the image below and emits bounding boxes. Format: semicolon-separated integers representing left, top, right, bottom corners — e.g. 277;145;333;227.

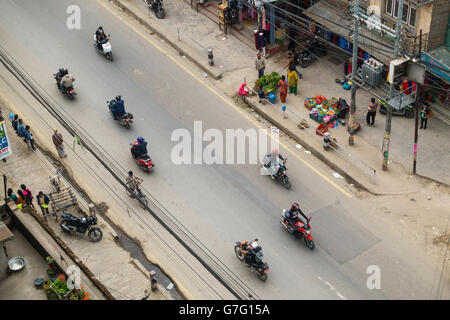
287;68;298;95
366;98;378;126
257;32;266;57
23;125;36;150
255;53;265;79
16;190;27;210
277;75;289;103
11;114;19;133
52;128;67;158
282;105;288;119
17;119;25;137
7;188;17;203
420;103;432;129
36;191;50;218
21;184;34;207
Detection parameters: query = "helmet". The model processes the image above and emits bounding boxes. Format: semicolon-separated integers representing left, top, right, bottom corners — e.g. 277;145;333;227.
128;171;133;176
272;149;278;154
291;203;299;210
64;69;68;74
98;26;103;30
59;68;65;73
250;241;258;249
137;137;144;143
115;95;122;102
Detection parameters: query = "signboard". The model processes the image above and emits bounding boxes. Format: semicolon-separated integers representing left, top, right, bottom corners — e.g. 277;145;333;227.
421;51;450;83
0;121;12;160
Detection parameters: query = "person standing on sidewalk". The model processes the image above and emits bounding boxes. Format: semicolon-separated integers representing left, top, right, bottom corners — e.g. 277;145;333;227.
255;53;265;79
366;98;378;127
287;68;298;96
52;128;67;158
16;190;27;209
36;191;50;217
21;184;34;207
11;114;19;134
420;103;431;130
23;125;36;150
7;188;17;203
17;119;25;137
278;75;289;103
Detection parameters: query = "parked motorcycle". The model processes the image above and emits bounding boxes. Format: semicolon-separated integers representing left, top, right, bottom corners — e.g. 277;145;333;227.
144;0;165;19
94;34;113;61
261;158;291;189
53;74;76;99
130;140;154;172
59;211;103;242
280;210;314;250
296;39;327;68
234;239;269;281
107;100;133;128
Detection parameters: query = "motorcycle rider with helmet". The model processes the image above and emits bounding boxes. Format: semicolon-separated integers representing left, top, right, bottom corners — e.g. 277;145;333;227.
59;71;75;94
95;26;108;51
243;240;261;267
285;202;309;231
109;95;125;120
263;149;285;179
131;137;148;159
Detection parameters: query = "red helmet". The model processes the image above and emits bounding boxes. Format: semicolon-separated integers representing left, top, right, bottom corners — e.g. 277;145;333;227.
272;149;278;154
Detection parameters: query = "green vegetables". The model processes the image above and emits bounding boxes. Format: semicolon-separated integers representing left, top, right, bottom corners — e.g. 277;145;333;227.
51;278;72;297
255;72;281;93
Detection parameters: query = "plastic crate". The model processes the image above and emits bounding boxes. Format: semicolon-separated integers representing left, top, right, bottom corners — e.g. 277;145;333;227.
316;123;328;136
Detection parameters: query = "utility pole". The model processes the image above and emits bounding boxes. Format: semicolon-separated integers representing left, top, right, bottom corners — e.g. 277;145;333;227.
413;29;423;175
382;0;404;170
348;0;359;146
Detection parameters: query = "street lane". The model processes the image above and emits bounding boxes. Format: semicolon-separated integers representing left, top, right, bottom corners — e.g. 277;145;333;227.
0;0;439;299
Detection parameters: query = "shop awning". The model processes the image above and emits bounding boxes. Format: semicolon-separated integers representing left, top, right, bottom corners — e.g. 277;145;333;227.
303;0;395;65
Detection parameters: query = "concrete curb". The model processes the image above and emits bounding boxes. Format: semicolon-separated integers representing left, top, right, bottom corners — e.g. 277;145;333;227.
111;0;222;80
240;95;372;193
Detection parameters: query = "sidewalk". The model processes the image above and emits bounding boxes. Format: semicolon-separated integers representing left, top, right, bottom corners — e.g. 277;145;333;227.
111;0;450;190
0;110;165;300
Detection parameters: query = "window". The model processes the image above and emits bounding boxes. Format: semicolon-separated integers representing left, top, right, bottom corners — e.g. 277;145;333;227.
385;0;416;27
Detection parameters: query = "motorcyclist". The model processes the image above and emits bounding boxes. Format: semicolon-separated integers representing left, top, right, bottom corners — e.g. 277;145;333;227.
55;68;68;86
131;137;148;159
109;95;125;120
126;171;144;197
60;73;75;93
285;202;309;231
263;149;285;179
243;240;260;267
95;26;108;51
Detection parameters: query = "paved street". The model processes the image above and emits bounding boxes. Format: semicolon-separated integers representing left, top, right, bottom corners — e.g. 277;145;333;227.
0;0;447;300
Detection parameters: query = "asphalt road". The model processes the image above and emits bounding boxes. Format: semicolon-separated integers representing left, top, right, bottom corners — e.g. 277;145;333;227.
0;0;440;299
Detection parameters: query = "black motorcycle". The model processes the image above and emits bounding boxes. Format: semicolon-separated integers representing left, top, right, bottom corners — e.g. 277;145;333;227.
144;0;165;19
53;74;76;99
59;211;103;242
261;158;291;189
234;239;270;281
107;101;134;128
296;39;327;68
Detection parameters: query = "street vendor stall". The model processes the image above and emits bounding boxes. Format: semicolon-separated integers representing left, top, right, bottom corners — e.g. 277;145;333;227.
306;95;341;129
255;72;281;104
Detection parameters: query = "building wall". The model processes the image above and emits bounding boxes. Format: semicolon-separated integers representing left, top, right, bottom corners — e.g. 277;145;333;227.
427;0;450;50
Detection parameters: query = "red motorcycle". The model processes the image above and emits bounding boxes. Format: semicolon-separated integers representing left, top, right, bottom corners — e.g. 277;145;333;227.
130;141;154;172
280;210;315;250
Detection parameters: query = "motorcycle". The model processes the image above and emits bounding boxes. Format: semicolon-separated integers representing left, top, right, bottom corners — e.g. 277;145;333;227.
53;74;76;99
261;158;291;189
295;39;327;68
234;239;269;281
280;210;314;250
94;34;113;61
130;140;154;172
107;101;133;128
144;0;165;19
59;211;103;242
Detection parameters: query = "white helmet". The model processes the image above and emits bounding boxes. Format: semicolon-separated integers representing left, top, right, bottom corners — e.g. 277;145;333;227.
250;241;258;249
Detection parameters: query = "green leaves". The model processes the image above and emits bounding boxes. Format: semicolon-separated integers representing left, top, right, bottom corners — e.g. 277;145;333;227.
255;72;281;93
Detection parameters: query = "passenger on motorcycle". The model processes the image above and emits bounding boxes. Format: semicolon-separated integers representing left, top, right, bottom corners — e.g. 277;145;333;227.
126;171;144;197
109;95;125;120
263;149;285;179
286;202;309;230
60;73;75;93
55;68;68;86
131;137;148;159
95;26;108;51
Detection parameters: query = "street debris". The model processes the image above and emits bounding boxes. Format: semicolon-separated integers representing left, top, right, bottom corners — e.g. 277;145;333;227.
295;144;302;149
332;172;344;179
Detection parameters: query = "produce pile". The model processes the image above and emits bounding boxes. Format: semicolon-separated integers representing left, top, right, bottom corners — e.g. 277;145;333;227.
306;95;341;126
255;72;281;93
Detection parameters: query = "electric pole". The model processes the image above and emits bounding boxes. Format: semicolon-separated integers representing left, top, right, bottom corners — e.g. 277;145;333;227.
413;29;423;175
348;0;359;146
382;0;404;170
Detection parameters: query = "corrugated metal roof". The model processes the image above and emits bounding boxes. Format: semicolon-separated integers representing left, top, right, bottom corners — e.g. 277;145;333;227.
0;221;14;242
303;0;395;65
